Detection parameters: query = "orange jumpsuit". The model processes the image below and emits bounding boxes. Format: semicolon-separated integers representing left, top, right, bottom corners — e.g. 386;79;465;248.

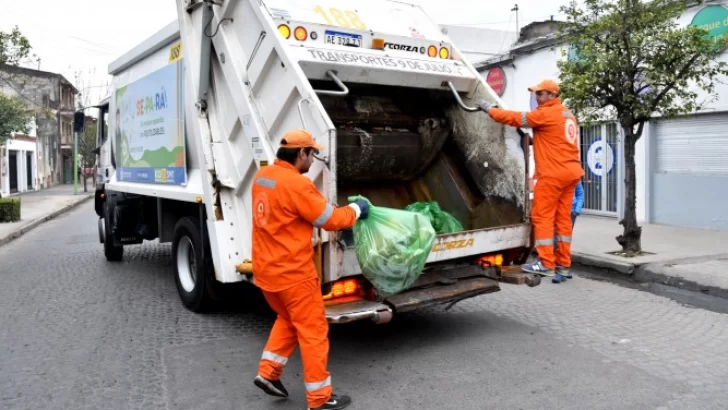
252;159;357;409
488;98;584;269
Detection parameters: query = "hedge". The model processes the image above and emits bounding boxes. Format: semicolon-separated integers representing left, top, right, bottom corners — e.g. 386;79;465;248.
0;197;21;223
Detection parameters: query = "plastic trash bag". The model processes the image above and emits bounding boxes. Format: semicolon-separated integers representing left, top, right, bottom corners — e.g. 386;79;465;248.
348;196;436;298
405;201;464;234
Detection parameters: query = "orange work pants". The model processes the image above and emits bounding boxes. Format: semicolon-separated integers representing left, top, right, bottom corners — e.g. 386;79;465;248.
531;177;581;269
258;279;332;408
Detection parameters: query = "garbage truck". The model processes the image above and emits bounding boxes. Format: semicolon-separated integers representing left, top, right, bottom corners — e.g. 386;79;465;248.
92;0;539;324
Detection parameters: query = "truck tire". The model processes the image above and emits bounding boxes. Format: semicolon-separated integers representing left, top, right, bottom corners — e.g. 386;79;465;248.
172;216;213;313
103;205;124;261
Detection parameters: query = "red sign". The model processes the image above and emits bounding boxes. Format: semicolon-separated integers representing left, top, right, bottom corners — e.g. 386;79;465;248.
486;67;506;97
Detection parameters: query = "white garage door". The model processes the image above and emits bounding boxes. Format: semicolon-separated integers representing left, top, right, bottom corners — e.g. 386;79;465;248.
652;113;728;231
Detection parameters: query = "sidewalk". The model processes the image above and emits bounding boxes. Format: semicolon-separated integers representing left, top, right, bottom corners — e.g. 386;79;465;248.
572;215;728;298
0;183;93;247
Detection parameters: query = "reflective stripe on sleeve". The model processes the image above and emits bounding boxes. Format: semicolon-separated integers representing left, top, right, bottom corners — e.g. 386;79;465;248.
305;376;332;392
261;351;288;365
521;112;530;128
313;203;334;227
256;177;277;189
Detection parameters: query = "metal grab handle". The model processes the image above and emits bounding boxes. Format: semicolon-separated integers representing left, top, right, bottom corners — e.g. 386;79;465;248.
314;71;349;96
297;98;312;130
445;81;480;112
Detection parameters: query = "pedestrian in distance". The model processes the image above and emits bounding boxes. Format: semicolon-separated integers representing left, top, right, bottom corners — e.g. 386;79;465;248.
476;79;585;280
553;179;584;283
251;129;369;410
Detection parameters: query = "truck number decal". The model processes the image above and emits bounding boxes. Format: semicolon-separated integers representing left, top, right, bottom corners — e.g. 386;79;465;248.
168;42;182;64
431;238;475;253
314;5;367;30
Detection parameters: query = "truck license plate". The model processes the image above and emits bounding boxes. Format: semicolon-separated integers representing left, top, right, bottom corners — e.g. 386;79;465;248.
324;30;362;47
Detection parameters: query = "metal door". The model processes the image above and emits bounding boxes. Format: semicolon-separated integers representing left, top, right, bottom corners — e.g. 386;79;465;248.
579;122;619;216
26;152;33;190
9;151;18;193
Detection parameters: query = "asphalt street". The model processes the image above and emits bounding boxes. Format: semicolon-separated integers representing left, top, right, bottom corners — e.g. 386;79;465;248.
1;202;727;410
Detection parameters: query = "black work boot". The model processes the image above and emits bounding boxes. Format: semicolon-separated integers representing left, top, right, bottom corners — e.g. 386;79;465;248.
308;394;352;410
254;375;289;398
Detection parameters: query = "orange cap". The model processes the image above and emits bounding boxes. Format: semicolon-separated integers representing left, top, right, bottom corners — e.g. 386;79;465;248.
528;79;560;94
280;129;324;151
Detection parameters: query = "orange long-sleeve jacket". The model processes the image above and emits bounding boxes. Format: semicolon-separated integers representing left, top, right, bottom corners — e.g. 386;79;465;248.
251;160;357;292
488;98;584;181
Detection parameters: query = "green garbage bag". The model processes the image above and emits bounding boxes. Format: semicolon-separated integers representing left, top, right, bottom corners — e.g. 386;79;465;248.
405;201;464;234
348;196;436;298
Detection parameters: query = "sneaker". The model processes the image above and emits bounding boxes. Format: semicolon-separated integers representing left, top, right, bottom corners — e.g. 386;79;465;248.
308;394;352;410
556;266;573;279
254;375;289;398
552;273;565;283
521;260;555;276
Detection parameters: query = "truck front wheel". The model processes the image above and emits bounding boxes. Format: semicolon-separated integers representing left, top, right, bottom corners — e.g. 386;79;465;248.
172;216;213;313
103;205;124;261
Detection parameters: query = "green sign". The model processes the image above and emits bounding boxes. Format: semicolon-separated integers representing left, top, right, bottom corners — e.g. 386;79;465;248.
690;5;728;39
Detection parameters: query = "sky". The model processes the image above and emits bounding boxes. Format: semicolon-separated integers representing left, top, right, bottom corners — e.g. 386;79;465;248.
0;0;569;109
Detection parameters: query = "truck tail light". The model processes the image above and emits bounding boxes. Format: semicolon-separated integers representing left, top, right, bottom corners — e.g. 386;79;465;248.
427;45;437;57
477;253;504;267
278;24;291;39
323;278;362;301
439;47;450;59
294;26;308;41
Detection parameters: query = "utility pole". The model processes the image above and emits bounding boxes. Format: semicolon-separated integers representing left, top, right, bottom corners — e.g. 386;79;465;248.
73;112;85;195
511;4;520;37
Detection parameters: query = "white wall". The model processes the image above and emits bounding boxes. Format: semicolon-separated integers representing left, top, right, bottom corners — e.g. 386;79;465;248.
1;138;37;196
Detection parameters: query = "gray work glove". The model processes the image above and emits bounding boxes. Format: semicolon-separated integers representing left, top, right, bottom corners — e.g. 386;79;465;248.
477;99;492;113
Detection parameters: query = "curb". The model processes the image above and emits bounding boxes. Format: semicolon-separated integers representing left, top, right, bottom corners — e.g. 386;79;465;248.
634;262;728;301
0;195;93;248
572;252;728;302
571;252;636;275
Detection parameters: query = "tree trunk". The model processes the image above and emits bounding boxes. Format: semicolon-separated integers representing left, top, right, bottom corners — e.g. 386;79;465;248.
616;126;642;253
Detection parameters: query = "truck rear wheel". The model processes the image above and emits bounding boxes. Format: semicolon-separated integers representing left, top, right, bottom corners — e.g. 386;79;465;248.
103;205;124;261
172;216;213;313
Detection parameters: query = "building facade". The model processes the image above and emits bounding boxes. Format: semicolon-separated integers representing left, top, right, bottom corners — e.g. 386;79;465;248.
473;3;728;232
0;64;78;196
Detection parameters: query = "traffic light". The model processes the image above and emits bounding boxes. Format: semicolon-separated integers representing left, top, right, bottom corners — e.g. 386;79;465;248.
73;111;85;133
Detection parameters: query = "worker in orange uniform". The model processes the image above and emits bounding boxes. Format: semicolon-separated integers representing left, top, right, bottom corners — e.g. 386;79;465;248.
477;79;584;283
251;129;368;410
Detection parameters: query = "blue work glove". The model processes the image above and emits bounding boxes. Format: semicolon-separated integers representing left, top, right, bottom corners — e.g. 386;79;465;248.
351;199;369;220
477;99;492;113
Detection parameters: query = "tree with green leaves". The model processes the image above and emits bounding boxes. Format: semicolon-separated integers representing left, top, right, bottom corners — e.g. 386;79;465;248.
1;26;35;146
78;119;98;192
0;93;30;146
0;26;33;66
557;0;728;254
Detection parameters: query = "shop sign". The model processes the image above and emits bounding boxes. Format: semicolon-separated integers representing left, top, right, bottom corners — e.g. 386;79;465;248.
486;67;506;97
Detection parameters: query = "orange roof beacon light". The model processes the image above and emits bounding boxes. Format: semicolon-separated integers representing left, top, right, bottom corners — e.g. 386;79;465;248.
294;26;308;41
278;24;291;39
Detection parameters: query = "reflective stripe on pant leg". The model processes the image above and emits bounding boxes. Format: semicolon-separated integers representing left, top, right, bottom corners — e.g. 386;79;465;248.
554;178;579;268
258;290;298;381
531;178;559;269
261;351;288;365
282;279;332;409
305;376;332;392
